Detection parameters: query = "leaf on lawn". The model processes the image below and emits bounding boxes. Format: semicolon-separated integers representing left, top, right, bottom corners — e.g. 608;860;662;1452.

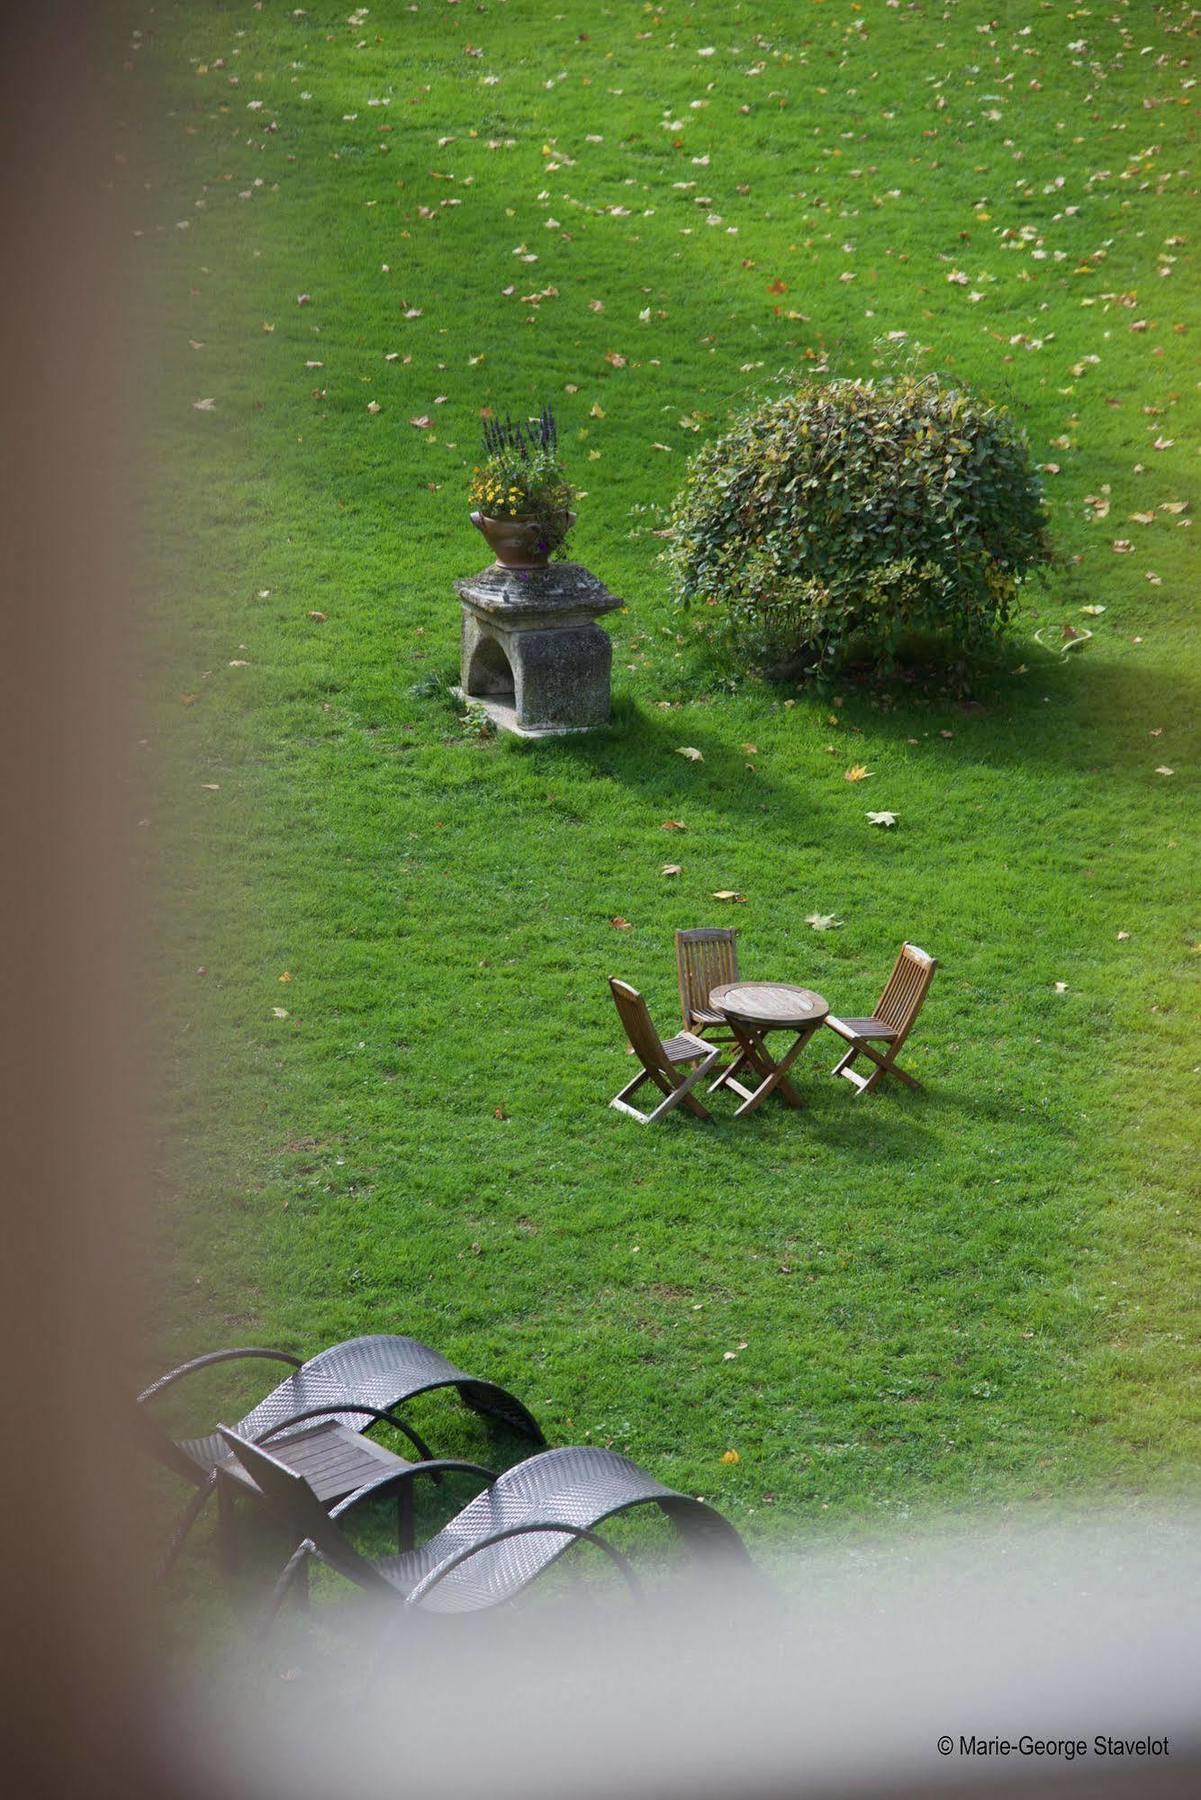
844;764;872;782
272;1006;290;1018
866;811;898;827
200;783;220;791
742;743;759;755
410;415;433;429
805;912;843;931
366;400;382;414
1080;604;1106;616
609;916;633;929
660;819;686;830
720;1449;741;1465
279;971;292;982
1154;766;1174;776
676;746;704;761
604;350;627;367
1053;982;1068;994
192;397;217;411
1116;932;1131;942
307;610;327;622
712;890;746;903
661;863;683;877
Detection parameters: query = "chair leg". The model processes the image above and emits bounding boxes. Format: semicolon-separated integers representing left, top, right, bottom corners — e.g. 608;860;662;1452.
260;1542;312;1641
838;1039;921;1095
217;1470;239;1575
157;1477;216;1583
645;1050;720;1124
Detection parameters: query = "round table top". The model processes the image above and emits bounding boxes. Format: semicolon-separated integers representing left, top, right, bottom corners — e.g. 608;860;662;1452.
709;982;829;1027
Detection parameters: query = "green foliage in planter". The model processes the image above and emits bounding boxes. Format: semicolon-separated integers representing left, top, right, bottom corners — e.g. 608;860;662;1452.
667;373;1052;677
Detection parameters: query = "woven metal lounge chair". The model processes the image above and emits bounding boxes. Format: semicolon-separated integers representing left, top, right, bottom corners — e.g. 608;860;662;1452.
675;927;741;1052
825;942;938;1095
608;978;721;1124
217;1429;751;1622
139;1334;545;1577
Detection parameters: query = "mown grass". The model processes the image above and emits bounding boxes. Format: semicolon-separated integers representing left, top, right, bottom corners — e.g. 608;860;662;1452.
122;0;1198;1578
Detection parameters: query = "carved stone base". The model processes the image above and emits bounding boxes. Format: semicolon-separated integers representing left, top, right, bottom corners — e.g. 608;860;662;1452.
455;561;622;737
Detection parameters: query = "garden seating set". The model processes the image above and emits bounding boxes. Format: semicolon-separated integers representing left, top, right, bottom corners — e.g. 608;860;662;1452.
609;932;936;1125
139;1333;750;1621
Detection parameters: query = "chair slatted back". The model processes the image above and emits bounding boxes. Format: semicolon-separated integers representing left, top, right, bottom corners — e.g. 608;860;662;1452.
675;928;739;1028
609;979;672;1076
216;1426;388;1592
875;943;937;1036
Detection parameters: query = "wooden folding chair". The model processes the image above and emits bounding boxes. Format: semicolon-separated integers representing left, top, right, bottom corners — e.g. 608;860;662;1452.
825;943;937;1095
675;928;740;1047
608;979;721;1124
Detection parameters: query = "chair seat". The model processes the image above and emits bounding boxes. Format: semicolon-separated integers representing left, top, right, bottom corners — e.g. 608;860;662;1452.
826;1015;899;1043
689;1007;730;1027
662;1031;714;1064
187;1420;409;1505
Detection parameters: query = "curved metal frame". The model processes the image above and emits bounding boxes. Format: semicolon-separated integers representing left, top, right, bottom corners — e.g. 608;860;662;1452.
406;1519;643;1610
137;1347;303;1407
255;1403;435;1467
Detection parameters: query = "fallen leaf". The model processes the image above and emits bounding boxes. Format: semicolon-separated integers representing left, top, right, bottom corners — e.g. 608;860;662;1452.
1081;605;1106;617
1053;982;1068;994
272;1006;289;1018
742;743;759;755
661;863;682;877
192;397;217;412
805;913;843;932
866;811;898;827
366;400;382;414
712;890;747;903
296;294;311;306
200;783;220;791
1116;932;1131;942
279;971;292;982
1154;766;1174;776
676;746;704;762
493;1106;508;1120
844;764;872;782
307;610;327;622
720;1449;741;1465
410;415;432;428
604;350;627;367
660;819;686;831
609;916;633;929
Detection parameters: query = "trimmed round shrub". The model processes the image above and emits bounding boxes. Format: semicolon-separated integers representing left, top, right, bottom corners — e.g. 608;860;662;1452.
667;372;1052;677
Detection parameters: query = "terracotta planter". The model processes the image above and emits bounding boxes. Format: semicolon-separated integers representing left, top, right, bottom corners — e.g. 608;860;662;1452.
471;510;575;569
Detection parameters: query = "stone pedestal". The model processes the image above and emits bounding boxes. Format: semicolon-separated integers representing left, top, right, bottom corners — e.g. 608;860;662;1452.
455;561;622;738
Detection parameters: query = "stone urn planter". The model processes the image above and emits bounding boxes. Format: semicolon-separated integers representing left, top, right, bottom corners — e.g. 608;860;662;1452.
470;509;575;570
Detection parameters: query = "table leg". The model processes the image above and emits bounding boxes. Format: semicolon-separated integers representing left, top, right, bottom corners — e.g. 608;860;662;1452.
731;1021;822;1117
710;1022;773;1101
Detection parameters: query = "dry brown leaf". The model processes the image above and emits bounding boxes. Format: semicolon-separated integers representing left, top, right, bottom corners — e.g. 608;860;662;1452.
609;916;633;929
712;890;747;903
660;819;686;831
661;863;683;877
844;764;872;782
676;746;704;762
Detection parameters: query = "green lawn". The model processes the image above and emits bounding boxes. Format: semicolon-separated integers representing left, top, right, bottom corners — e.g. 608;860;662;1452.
127;0;1199;1561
